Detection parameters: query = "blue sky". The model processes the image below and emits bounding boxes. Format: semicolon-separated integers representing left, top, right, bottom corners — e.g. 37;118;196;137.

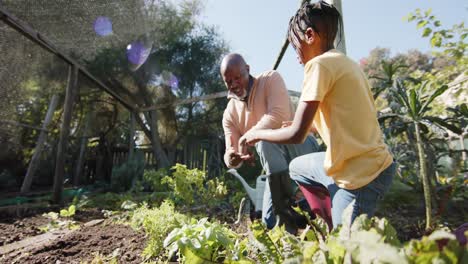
196;0;467;92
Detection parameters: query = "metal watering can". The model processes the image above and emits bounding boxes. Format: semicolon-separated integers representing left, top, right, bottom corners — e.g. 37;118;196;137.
227;169;267;211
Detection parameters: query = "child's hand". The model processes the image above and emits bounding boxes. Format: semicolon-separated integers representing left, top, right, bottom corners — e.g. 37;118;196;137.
240;150;256;166
239;130;260;148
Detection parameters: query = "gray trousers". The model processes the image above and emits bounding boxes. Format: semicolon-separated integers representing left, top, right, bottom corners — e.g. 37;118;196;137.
255;135;320;228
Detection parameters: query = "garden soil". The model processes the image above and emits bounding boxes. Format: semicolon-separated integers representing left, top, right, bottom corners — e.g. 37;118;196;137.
2;223;146;264
0;214;49;246
0;208;103;247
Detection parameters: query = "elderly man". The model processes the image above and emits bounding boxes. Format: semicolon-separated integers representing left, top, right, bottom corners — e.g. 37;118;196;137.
220;53;319;230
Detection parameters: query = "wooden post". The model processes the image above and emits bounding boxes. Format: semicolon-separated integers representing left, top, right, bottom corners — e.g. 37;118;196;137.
52;65;78;204
20;94;59;194
128;112;136;160
73;112;91;186
148;110;170;168
272;0;308;70
327;0;347;54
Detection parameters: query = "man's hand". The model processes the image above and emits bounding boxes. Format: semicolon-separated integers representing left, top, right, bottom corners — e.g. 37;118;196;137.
226;147;243;168
282;121;293;128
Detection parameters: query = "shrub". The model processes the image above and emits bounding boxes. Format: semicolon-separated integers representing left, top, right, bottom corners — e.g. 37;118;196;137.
0;170;17;190
162;164;228;207
110;151;144;192
130;200;188;259
143;168;169;192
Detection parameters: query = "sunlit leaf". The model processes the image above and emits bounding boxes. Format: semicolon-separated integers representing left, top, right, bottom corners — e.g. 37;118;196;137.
422;27;432;37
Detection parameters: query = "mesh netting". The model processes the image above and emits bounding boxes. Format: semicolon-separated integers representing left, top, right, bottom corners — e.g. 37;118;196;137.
0;0;229;193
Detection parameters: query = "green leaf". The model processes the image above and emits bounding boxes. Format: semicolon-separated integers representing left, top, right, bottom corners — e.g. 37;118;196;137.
422;27;432;37
251;221;282;263
392;80;411;111
45;212;59;220
68;205;76;216
59;209;68;217
375;218;401;247
404;15;415;22
424;116;462;134
326;239;346;263
404;235;463;264
419;84;448;115
409;88;419;117
417;20;428;29
120;200;138;210
431;35;442;47
424;9;432;17
183;247;217;264
344;231;408;264
59;205;76;218
460;103;468;116
311;249;328;264
428;230;456;241
191;238;201;249
302;241;320;261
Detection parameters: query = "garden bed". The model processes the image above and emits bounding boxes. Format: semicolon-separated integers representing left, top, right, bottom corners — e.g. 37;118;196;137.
2;222;146;264
0;187;466;263
0;208;104;247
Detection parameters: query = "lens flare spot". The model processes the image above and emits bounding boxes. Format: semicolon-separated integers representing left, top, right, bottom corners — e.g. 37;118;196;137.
159;71;180;91
126;41;152;71
168;74;179;90
93;16;113;36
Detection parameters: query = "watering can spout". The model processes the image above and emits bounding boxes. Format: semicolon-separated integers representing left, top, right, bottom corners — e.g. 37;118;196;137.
227;169;257;204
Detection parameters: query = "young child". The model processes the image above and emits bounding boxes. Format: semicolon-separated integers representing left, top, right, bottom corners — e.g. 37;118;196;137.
239;0;396;228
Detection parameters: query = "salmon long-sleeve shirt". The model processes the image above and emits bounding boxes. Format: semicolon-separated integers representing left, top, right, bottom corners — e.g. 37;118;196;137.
222;70;294;168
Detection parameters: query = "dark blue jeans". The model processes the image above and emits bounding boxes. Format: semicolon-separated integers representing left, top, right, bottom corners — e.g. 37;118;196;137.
289;152;396;228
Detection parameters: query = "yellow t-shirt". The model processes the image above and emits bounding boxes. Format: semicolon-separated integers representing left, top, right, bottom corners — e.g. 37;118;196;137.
300;49;393;190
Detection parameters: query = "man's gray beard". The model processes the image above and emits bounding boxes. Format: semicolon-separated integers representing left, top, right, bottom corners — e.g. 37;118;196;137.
230;89;247;101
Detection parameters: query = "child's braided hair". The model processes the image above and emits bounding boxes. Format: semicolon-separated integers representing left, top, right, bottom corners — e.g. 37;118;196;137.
288;1;343;52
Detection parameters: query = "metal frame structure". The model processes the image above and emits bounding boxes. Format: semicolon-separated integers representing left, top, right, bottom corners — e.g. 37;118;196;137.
0;5;136;112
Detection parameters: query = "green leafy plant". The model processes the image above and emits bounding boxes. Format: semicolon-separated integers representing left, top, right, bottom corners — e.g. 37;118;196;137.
162;163;228;206
83;192;134;211
390;79;449;230
143;167;169;192
247;202;467;264
203;177;229;206
249;221;304;264
130;200;188;259
60;204;77;217
162;164;206;205
163;217;250;263
120;200;138;211
39;205;79;232
406;9;466;59
404;230;466;264
80;250;119;264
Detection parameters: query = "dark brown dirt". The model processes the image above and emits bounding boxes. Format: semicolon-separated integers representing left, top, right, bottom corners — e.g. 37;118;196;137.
73;208;105;223
3;223;146;264
0;214;49;246
376;198;468;242
0;208;104;247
